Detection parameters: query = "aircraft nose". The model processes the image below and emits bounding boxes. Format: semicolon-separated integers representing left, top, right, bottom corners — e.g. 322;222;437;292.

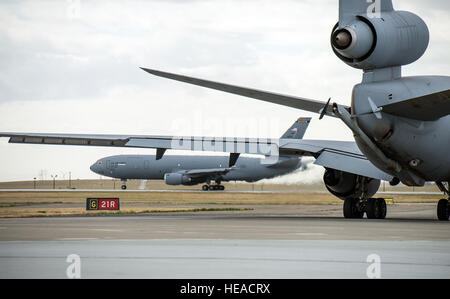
90;160;104;175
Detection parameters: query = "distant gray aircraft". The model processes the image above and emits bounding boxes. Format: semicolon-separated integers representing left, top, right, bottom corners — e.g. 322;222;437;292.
90;118;311;191
1;0;449;220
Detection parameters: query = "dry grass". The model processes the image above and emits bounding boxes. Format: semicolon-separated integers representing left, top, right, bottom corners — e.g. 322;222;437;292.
0;179;442;193
0;189;443;218
0;179;444;218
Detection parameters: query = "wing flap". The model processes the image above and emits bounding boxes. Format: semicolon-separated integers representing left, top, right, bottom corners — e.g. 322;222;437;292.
279;139;393;181
314;150;393;181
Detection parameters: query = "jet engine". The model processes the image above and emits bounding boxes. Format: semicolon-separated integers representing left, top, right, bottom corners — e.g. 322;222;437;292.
164;173;192;185
323;168;380;200
331;11;429;69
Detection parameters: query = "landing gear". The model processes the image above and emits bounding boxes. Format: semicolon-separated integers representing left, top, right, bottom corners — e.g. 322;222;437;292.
366;198;387;219
437;199;449;221
201;184;225;191
436;182;449;221
343;198;386;219
343;198;364;219
121;179;127;190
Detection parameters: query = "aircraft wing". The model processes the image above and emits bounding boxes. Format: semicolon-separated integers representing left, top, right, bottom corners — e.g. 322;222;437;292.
140;68;344;118
0;132;392;181
183;168;232;178
0;132;279;156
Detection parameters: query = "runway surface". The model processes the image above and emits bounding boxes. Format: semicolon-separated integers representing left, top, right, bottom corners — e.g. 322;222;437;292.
0;188;443;195
1;208;449;278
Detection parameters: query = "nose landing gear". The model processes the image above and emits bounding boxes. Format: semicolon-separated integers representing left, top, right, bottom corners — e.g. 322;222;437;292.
120;179;127;190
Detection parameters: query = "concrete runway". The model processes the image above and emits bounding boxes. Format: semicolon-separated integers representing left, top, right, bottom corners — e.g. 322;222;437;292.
0;188;443;195
0;207;449;279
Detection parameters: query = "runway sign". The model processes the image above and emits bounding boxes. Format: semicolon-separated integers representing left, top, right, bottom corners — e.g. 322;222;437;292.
86;198;120;211
385;198;394;205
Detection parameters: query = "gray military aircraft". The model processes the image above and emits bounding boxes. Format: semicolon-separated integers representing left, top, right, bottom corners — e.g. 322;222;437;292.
90;118;311;191
136;0;450;220
1;0;448;220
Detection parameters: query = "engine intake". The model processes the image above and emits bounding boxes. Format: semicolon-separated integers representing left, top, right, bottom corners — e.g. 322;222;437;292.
323;168;380;200
331;11;429;70
164;173;191;185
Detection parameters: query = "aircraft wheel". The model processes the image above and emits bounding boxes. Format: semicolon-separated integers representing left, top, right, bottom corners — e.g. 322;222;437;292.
121;185;127;190
366;198;386;219
219;185;225;191
202;185;209;191
437;199;449;221
343;198;363;219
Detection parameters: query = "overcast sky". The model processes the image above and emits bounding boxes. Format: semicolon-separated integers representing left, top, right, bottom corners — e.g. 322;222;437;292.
0;0;448;182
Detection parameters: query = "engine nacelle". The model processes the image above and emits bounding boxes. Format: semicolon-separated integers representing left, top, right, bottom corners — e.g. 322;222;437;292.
331;11;429;70
323;168;380;200
164;173;191;185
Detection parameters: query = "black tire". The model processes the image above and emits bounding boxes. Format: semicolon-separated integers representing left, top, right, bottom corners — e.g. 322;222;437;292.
219;185;225;191
343;199;363;219
366;199;377;219
121;185;127;190
437;199;449;221
202;185;209;191
366;198;386;219
377;198;387;219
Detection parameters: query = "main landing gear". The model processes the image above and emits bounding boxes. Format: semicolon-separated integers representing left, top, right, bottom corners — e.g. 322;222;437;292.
343;198;387;219
202;184;225;191
436;182;449;221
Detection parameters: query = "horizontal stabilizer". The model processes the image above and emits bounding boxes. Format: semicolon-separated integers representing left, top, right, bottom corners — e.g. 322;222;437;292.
141;68;344;118
380;89;450;121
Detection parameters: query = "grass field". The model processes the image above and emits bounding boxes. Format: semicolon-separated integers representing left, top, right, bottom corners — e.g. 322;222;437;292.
0;178;442;192
0;179;444;218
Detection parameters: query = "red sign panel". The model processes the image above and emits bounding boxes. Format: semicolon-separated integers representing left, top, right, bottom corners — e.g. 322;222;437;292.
87;198;120;211
98;198;120;210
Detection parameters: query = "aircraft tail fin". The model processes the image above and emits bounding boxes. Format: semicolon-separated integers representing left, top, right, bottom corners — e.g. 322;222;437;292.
280;117;311;140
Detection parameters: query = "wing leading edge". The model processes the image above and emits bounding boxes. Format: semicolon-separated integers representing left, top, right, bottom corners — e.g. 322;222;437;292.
0;132;392;181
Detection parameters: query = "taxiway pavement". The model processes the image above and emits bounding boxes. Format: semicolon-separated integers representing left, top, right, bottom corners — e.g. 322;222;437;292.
0;205;449;278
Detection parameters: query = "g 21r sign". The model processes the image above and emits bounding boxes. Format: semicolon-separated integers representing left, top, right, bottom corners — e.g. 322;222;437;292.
86;198;120;211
